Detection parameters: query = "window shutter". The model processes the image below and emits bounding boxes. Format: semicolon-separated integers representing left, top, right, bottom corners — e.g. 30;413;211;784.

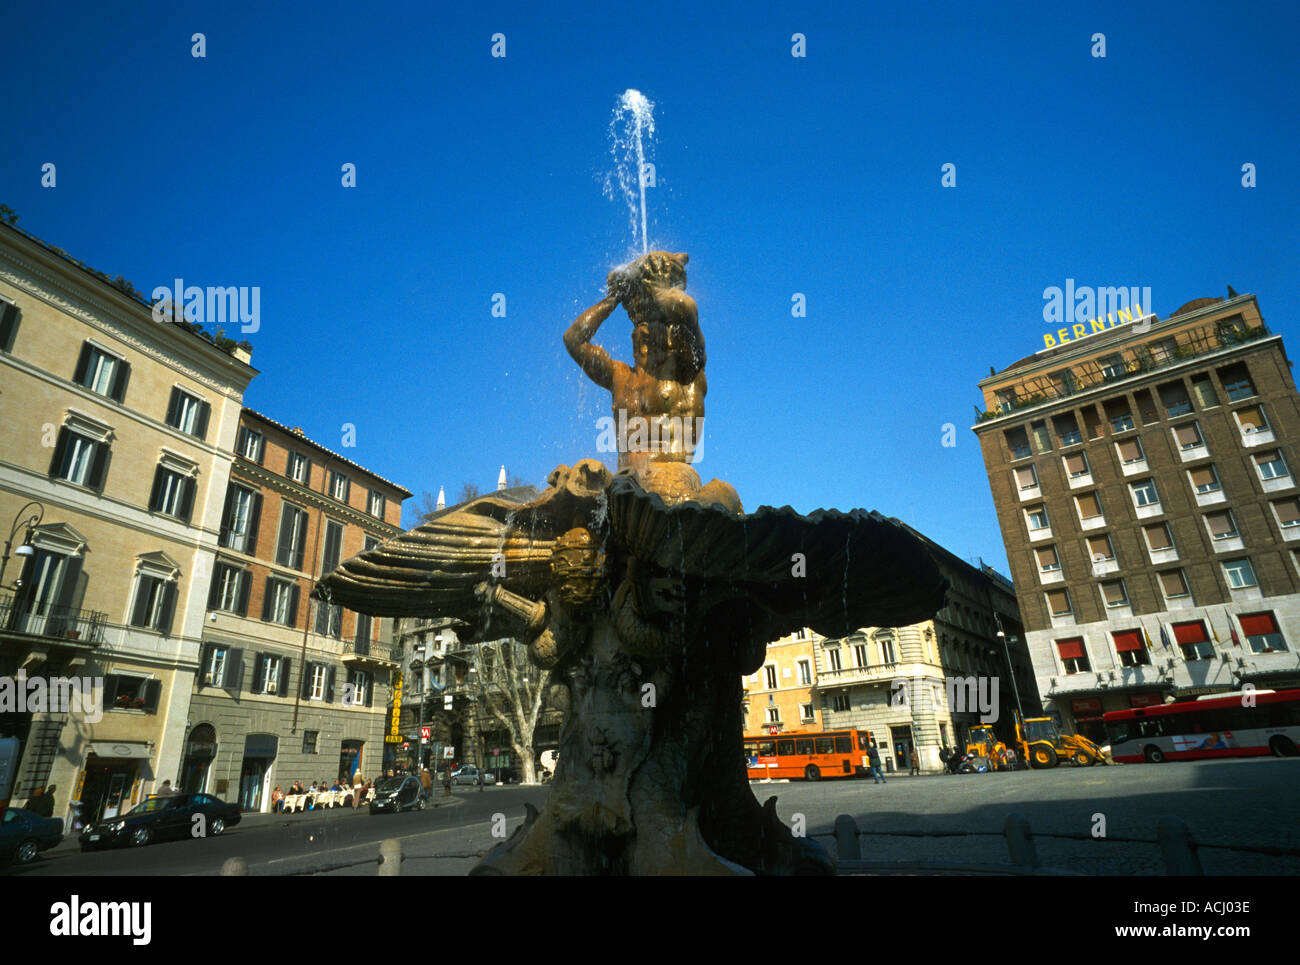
225;649;243;691
301;662;314;700
1087;536;1110;558
364;675;373;707
1159;570;1187;596
1174;424;1201;448
1035;546;1057;568
275;511;292;567
1117;439;1142;462
280;659;292;697
262;578;275;621
326;666;336;703
1207;512;1235;537
86;441;110;491
130;578;152;627
1236;405;1266;430
56;555;85;612
286;451;295;476
1015;467;1036;488
158;582;177;635
1046;589;1070;614
1077;493;1101;518
246;493;263;556
144;679;162;712
0;299;18;351
251;653;266;693
292;518;305;571
1102;582;1127;605
73;343;92;385
1113;630;1144;652
1064;453;1087;476
304;458;312;489
343;478;351;503
149;465;164;512
236;570;251;616
178;476;195;522
218;487;236;544
48;427;70;477
194;400;210;440
1145;525;1173;550
288;583;300;626
166;387;181;427
1173;622;1207;645
111;359;131;403
1239;613;1278;636
1189;467;1216;489
208;568;223;609
1274;499;1300;525
1056;638;1085;659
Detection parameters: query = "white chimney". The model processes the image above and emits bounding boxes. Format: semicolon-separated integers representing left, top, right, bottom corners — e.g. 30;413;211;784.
436;486;445;510
497;465;507;491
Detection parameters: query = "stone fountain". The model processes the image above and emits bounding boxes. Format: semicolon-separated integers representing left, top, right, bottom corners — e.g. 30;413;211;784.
315;250;947;875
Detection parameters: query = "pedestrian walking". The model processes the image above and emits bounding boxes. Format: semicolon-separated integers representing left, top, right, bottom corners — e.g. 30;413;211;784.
867;742;886;784
420;767;433;800
352;770;363;809
909;748;920;776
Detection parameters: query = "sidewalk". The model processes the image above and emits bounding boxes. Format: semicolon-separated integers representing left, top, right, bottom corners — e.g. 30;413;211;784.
48;794;464;853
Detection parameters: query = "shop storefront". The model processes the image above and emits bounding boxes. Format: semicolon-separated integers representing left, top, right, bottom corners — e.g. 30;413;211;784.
77;741;153;824
238;733;277;812
339;739;363;783
180;723;216;794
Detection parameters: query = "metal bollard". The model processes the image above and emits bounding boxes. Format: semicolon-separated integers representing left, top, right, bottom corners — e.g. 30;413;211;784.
220;857;248;876
834;815;861;861
1157;816;1204;875
1004;813;1039;868
378;837;403;876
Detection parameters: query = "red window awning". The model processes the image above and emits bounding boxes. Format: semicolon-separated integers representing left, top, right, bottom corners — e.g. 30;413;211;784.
1056;638;1085;659
1113;630;1144;652
1173;621;1208;645
1239;613;1279;637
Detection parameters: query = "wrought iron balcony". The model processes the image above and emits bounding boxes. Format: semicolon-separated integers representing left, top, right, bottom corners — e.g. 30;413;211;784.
0;593;107;646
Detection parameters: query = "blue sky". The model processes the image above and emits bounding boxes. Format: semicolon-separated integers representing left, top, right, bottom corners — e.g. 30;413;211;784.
4;0;1297;573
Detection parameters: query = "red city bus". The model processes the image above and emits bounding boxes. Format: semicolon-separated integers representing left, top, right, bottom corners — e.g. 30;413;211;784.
1102;689;1300;763
743;730;876;781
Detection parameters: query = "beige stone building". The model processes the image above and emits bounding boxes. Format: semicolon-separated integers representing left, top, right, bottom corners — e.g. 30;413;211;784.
742;629;824;735
0;221;255;827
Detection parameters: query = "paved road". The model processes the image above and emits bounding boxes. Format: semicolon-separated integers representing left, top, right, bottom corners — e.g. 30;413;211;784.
5;786;550;877
755;757;1300;874
8;759;1296;875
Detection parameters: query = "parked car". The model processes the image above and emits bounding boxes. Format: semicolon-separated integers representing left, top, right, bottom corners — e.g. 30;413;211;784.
368;776;427;814
449;765;486;786
1;807;64;864
79;793;241;850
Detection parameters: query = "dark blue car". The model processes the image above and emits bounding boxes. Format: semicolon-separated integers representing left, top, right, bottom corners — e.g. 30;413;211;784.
1;807;65;864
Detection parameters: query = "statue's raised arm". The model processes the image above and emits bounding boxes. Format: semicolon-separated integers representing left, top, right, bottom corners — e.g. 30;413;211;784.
562;273;627;391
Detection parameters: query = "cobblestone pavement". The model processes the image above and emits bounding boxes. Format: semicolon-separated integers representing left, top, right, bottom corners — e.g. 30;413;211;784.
755;757;1300;874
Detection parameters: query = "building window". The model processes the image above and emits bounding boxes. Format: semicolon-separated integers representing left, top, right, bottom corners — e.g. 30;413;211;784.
1273;498;1300;530
302;730;319;754
1075;492;1103;521
1235;405;1270;435
1159;381;1193;417
74;343;130;402
237;426;265;463
1239;612;1287;654
1116;438;1145;465
129;574;177;634
262;577;300;626
1204;510;1239;541
1219;363;1256;402
827;648;843;671
0;297;20;352
368;489;386;518
794;627;807;640
1100;355;1126;380
1046;589;1072;617
1086;535;1114;563
798;660;812;684
1144;523;1175;553
1025;505;1049;532
1173;422;1204;451
219;485;262;554
209;563;250;615
104;674;161;713
1036;545;1061;572
329;471;351;503
1014;465;1038;491
1054;412;1082;447
275;505;308;570
766;707;781;723
316;602;342;638
355;613;372;644
1112;629;1150;667
765;665;777;689
1131;479;1161;508
1055;638;1089;674
853;644;869;668
1222;559;1258;590
343;669;370;706
1254;450;1289;481
49;427;109;490
878;638;896;664
1101;580;1129;608
165;388;210;439
309;663;328;700
1063;453;1089;479
800;703;815;721
1158;569;1190;599
203;646;230;687
1190;375;1218;409
286;451;311;485
1106;404;1135;433
831;694;850;713
150;465;195;520
252;654;288;695
1172;621;1214;662
1189;465;1222;495
1005;426;1031;460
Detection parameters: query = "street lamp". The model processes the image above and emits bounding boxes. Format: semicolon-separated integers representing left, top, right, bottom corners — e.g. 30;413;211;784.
0;501;44;589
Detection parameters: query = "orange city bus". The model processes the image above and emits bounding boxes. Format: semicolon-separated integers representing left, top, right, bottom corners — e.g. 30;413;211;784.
743;730;876;781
